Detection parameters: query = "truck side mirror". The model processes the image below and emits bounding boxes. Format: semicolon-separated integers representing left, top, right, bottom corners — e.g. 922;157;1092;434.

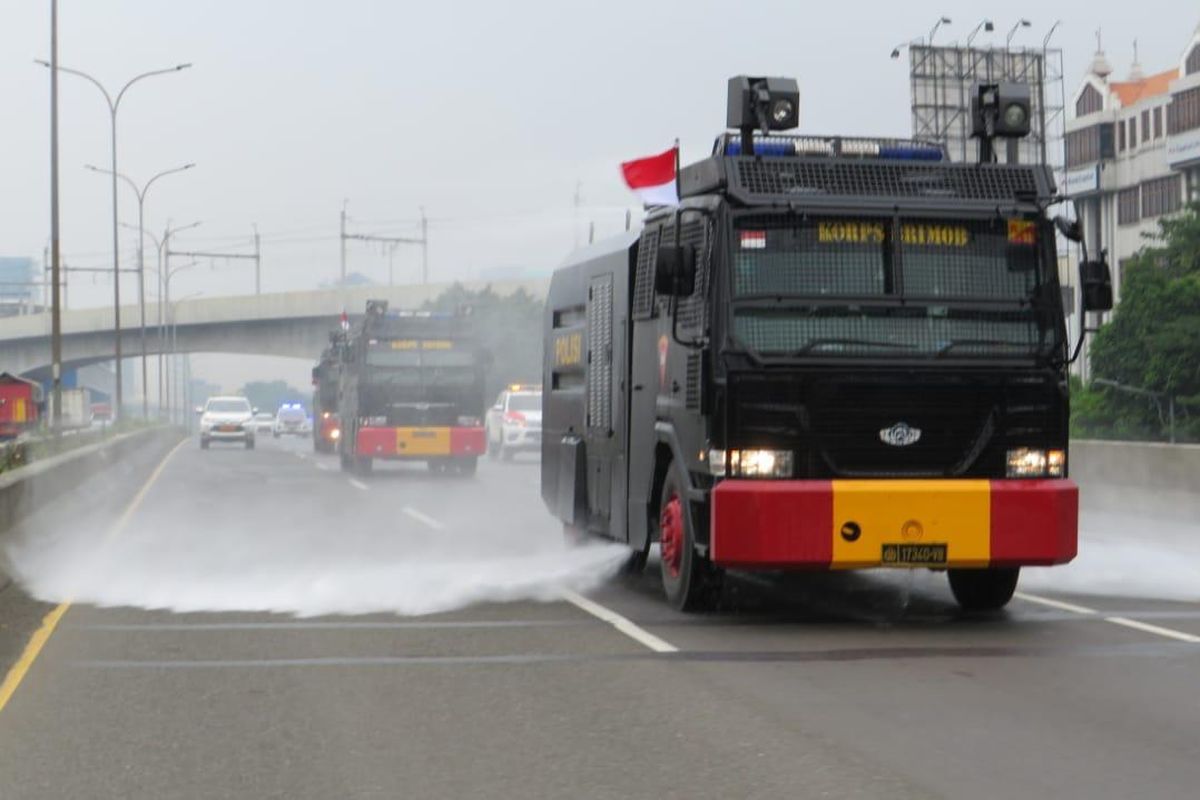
654;245;696;297
1055;215;1083;243
1079;259;1114;313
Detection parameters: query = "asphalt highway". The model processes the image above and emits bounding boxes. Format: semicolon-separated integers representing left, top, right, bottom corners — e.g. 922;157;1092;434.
0;434;1198;798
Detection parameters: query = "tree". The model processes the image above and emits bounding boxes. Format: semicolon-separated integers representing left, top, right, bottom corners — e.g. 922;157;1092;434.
1085;202;1200;440
422;284;543;402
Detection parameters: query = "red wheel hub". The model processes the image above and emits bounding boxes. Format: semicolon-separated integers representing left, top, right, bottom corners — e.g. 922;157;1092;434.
660;494;684;579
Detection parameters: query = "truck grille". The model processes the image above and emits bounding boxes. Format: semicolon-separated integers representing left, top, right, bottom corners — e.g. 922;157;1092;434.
386;403;458;426
806;382;992;476
729;372;1062;478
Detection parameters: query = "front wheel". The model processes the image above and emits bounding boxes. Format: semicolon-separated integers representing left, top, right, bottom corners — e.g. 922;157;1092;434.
245;438;255;450
947;567;1020;611
200;438;209;450
658;468;721;612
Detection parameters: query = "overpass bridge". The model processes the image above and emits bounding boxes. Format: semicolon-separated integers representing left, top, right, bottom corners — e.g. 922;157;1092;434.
0;280;549;381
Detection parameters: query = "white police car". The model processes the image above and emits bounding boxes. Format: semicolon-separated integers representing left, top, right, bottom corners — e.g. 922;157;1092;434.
485;385;542;461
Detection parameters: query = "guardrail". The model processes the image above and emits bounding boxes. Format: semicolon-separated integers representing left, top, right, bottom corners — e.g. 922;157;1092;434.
0;426;184;537
1071;439;1200;521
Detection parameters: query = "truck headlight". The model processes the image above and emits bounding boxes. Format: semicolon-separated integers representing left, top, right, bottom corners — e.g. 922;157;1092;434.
329;428;341;440
709;448;793;478
1006;447;1065;478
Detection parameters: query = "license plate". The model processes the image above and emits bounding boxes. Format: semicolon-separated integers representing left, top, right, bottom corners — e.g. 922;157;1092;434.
882;543;947;565
219;425;238;432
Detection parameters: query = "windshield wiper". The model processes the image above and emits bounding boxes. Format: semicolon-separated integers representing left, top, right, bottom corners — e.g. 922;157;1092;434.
788;338;916;357
932;338;1026;358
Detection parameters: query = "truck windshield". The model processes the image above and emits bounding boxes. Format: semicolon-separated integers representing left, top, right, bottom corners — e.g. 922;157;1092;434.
364;342;479;387
729;215;1057;359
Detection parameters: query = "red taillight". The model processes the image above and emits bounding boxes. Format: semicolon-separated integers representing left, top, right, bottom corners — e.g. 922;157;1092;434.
504;411;526;426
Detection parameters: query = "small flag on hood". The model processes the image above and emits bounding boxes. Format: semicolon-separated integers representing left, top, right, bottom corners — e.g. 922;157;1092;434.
620;145;679;207
340;311;350;331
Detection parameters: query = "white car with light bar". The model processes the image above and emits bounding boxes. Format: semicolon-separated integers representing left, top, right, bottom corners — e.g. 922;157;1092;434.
198;396;256;450
485;385;542;461
273;404;311;437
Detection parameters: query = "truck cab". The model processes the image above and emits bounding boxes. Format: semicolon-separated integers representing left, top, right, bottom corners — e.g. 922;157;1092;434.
542;75;1112;612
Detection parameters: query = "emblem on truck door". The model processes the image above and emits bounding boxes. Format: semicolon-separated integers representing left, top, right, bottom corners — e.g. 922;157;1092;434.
879;422;921;447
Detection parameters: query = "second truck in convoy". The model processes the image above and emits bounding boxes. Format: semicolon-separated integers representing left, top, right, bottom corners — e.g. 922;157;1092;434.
333;300;489;476
541;76;1113;611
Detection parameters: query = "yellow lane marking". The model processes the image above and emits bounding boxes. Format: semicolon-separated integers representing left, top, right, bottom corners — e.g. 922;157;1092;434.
0;436;188;716
0;603;69;712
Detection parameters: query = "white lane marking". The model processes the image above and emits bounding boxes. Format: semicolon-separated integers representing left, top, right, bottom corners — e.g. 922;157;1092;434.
561;590;678;654
316;462;334;471
402;506;444;530
1103;616;1200;644
1014;591;1097;615
1018;591;1200;644
348;478;369;491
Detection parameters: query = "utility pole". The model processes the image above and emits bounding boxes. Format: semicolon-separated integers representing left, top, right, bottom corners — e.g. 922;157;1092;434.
341;213;428;285
168;233;260;294
253;224;261;294
420;206;428;284
48;0;62;426
573;181;582;249
340;200;348;283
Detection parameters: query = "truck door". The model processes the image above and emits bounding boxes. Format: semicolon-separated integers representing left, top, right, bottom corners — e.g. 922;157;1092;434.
585;273;614;521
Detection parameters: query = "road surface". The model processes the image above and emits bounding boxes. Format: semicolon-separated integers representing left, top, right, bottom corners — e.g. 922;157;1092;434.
0;435;1198;798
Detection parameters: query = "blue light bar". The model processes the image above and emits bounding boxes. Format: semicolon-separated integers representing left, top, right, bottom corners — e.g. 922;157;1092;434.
719;133;946;162
878;146;943;161
723;139;795;157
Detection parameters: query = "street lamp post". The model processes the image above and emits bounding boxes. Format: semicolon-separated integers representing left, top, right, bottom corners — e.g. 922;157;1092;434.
35;59;191;420
167;292;202;424
929;16;951;46
87;163;194;419
1007;19;1032;49
967;19;995;47
122;220;201;416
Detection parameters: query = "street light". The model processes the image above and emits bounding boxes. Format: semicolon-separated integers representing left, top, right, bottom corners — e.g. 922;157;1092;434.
967;19;995;47
86;162;194;420
890;38;922;59
121;220;201;415
929;16;952;47
35;58;191;420
1043;20;1062;50
1007;19;1032;49
167;291;202;425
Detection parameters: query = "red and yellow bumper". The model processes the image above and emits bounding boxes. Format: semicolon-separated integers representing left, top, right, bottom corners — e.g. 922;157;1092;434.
710;479;1077;570
355;426;486;459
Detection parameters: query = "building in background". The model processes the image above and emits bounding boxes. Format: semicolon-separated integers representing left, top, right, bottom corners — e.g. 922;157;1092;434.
1065;25;1200;301
0;257;36;317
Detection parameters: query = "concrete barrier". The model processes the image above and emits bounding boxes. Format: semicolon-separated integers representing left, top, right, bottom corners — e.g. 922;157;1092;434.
1071;439;1200;521
0;427;184;540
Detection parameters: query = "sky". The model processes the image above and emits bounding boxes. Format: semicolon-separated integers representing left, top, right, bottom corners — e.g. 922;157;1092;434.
2;1;1197;389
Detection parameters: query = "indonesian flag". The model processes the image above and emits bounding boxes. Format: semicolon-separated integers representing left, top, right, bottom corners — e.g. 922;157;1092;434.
340;311;350;331
620;145;678;206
